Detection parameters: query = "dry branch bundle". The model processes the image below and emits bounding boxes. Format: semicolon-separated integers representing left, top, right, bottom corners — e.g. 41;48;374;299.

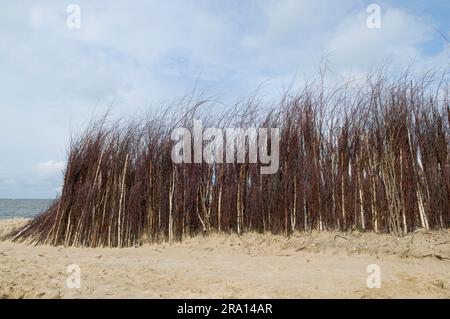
6;71;450;246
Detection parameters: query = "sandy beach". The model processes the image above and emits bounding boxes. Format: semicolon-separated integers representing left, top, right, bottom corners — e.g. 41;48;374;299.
0;218;449;299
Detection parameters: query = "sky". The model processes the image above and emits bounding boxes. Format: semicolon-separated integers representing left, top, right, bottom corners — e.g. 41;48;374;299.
0;0;449;199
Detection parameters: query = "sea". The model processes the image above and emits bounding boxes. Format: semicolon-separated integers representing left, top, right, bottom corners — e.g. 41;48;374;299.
0;199;54;219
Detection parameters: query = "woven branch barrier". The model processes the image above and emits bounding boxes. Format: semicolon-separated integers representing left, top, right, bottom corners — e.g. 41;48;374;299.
6;72;450;246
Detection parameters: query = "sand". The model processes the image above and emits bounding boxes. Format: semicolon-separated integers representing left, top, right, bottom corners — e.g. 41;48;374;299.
0;218;449;299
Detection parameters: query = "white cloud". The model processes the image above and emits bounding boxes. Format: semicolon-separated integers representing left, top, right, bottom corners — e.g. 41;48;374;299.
326;7;436;75
36;160;65;178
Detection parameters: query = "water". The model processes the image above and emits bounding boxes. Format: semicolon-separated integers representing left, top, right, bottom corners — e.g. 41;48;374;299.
0;199;54;219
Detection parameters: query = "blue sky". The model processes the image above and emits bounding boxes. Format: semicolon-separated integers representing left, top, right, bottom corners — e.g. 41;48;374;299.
0;0;448;198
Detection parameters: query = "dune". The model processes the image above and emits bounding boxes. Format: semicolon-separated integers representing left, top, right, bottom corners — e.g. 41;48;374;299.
1;219;449;299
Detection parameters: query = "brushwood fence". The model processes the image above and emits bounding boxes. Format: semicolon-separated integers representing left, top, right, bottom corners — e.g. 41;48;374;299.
7;72;450;246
